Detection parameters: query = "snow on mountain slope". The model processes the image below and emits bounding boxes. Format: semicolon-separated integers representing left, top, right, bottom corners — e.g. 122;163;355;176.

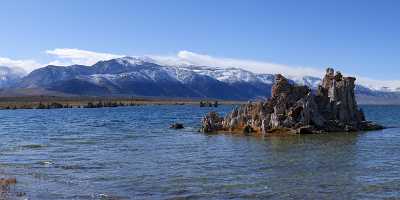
193;67;259;83
255;74;275;84
115;56;147;66
161;66;205;83
169;65;274;84
287;75;322;88
98;58;275;85
0;66;26;87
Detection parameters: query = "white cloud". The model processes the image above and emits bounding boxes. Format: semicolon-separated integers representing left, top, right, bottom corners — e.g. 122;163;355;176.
45;48;124;66
150;50;325;78
0;57;42;74
0;48;124;73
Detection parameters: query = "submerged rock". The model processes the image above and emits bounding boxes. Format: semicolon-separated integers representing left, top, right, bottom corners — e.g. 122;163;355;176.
200;68;384;135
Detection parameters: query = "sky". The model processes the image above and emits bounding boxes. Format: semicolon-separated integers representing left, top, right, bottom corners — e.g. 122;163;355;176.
0;0;400;88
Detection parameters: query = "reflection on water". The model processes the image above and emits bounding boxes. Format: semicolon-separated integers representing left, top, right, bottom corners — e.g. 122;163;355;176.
0;105;399;199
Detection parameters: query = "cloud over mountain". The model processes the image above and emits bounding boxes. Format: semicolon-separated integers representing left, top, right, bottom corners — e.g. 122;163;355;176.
149;51;325;78
0;57;38;73
45;48;124;66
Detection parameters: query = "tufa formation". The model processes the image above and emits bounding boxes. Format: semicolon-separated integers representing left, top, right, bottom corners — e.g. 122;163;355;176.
200;68;383;135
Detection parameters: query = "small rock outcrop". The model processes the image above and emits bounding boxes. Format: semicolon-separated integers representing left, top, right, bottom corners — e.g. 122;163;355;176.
170;123;184;129
201;68;384;135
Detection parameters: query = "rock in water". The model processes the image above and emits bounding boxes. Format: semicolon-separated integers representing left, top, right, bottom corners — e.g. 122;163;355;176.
200;68;384;135
170;123;184;129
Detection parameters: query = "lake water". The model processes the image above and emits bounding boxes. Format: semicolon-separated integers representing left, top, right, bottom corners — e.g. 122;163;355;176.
0;105;399;199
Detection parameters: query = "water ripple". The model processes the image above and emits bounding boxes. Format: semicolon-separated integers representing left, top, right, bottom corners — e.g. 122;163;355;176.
0;105;399;199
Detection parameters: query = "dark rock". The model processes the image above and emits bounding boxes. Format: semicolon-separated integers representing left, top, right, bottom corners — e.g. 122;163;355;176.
200;100;218;107
213;101;219;107
200;101;210;107
200;68;384;135
37;102;48;109
49;102;63;109
243;124;254;135
358;121;384;131
170;123;184;129
296;125;316;134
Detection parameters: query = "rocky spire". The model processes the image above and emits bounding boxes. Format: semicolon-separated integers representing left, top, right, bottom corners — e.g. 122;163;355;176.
200;68;383;135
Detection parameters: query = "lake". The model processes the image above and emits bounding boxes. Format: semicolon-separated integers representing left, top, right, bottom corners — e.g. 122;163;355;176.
0;105;399;199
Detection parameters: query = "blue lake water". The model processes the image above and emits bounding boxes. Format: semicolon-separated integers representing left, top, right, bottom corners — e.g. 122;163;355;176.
0;105;400;199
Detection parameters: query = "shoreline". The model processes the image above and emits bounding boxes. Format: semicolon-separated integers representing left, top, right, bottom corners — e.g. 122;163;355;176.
0;96;398;110
0;96;247;110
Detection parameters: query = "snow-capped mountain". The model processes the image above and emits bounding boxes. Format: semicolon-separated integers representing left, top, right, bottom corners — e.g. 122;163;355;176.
0;66;26;88
2;56;399;103
14;57;274;99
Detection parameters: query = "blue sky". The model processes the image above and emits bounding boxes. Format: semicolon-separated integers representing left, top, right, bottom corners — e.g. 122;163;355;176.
0;0;399;84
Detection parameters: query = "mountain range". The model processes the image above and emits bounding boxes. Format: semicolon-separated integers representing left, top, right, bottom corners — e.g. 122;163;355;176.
0;57;399;104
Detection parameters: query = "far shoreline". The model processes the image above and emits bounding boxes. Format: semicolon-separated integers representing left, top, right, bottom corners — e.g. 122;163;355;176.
0;96;247;110
0;96;398;110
